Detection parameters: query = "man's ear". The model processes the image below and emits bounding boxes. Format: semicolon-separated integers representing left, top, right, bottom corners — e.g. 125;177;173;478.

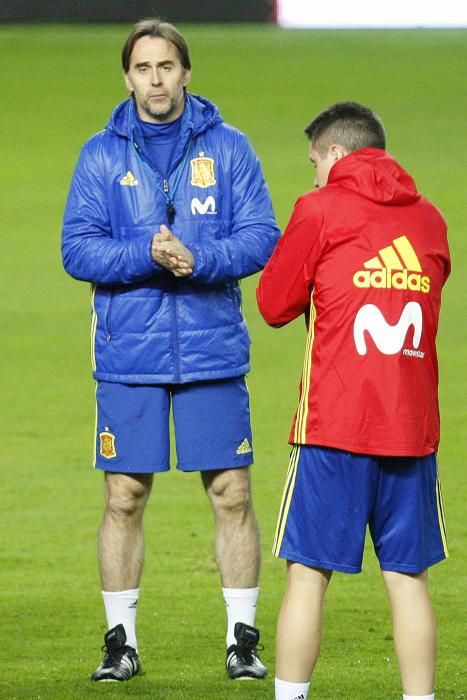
329;144;348;162
123;70;132;92
182;68;192;88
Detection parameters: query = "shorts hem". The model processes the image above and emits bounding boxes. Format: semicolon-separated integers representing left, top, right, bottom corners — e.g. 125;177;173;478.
275;549;361;574
379;552;448;574
95;463;170;474
177;460;254;473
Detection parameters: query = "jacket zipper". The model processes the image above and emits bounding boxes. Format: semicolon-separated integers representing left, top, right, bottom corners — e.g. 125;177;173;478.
170;287;180;382
131;127;192;379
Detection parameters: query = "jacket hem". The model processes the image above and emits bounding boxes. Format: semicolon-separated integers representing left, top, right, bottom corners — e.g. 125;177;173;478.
93;365;250;385
289;438;438;458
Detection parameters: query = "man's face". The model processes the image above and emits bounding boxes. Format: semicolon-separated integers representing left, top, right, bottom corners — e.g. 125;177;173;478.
124;36;191;123
308;142;336;189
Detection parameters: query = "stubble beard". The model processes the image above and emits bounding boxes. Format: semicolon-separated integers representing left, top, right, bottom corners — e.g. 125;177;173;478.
141;92;184;123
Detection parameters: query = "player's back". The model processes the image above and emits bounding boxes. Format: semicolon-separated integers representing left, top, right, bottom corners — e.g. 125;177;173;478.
291;148;450;456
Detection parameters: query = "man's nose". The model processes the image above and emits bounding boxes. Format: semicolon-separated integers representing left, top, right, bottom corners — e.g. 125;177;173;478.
151;67;162;85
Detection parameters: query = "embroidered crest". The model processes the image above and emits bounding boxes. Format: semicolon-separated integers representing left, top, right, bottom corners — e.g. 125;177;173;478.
190;152;216;188
100;431;117;459
120;171;139;187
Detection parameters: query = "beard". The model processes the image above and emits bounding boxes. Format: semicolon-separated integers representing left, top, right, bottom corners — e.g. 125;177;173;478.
140;91;184;123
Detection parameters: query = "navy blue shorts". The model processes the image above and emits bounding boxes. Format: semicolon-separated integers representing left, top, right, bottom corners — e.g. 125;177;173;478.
273;445;448;574
94;378;254;473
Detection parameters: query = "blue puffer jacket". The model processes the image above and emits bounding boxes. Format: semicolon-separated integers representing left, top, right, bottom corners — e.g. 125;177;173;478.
62;94;280;383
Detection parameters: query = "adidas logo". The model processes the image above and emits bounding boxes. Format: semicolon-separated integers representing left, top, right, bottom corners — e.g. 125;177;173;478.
353;235;430;293
236;438;252;455
120;171;139;187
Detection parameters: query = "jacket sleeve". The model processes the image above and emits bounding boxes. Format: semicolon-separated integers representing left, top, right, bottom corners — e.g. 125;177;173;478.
256;195;322;327
61;142;163;285
188;134;280;284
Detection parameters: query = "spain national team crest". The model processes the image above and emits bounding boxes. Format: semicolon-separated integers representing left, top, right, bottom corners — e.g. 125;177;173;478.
190;152;216;188
99;431;117;459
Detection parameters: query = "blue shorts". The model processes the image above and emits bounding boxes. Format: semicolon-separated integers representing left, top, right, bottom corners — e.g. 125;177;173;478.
94;378;254;473
273;445;448;574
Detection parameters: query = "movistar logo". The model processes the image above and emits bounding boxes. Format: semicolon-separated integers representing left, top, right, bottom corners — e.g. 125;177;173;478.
191;196;217;215
354;301;423;356
353;235;430;293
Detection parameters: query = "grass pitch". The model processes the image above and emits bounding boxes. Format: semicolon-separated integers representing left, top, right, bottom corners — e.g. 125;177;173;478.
1;24;466;699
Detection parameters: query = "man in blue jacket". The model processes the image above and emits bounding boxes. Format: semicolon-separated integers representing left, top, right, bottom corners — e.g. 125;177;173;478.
62;18;280;684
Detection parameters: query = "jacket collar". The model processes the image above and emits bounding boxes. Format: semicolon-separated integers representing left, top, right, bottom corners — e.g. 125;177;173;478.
106;92;223;144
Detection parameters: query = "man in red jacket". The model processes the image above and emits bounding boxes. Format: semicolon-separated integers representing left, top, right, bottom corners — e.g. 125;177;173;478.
257;102;450;700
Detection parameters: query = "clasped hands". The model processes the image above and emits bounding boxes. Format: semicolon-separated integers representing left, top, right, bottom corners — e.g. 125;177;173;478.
151;225;194;277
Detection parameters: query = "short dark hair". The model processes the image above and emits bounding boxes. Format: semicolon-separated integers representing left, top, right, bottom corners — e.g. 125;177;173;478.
305;102;386;154
121;18;191;73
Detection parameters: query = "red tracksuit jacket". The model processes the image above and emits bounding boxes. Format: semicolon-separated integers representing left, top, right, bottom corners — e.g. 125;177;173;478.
257;148;450;456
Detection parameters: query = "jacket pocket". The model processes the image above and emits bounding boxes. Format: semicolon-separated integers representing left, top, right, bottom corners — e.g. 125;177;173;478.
105;290;114;340
94;287;114;341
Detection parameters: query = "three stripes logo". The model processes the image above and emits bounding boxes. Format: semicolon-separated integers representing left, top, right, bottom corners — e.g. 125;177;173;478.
353;235;430;293
236;438;252;455
120;171;139;187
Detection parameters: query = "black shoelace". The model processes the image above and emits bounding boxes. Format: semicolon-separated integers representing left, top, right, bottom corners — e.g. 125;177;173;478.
101;645;128;667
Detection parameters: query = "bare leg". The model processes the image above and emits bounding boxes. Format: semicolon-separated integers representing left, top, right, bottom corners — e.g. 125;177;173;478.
383;570;436;696
98;472;153;591
276;563;332;682
202;467;260;587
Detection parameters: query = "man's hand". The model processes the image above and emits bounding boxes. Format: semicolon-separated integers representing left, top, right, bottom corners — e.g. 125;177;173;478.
151;225;194;277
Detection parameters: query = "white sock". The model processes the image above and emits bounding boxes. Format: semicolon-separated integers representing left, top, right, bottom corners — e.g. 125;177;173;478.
403;695;435;700
275;677;310;700
222;586;259;647
102;588;139;651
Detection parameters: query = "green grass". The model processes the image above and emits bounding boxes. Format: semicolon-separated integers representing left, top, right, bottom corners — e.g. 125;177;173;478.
1;24;466;699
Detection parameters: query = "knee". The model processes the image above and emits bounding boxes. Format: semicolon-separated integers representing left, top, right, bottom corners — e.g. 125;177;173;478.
209;469;252;517
105;474;151;519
